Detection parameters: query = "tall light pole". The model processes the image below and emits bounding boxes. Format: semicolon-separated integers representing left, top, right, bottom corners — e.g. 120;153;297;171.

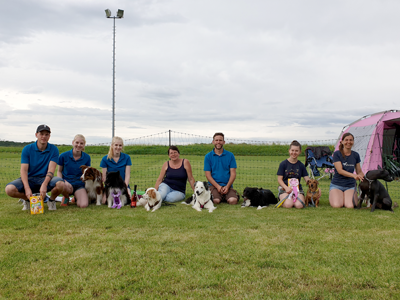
105;8;124;138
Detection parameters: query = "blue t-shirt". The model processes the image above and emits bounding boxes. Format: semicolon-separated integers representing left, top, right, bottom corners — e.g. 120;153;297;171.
100;152;132;181
59;149;91;185
204;149;237;187
21;141;59;177
277;159;308;191
331;150;361;188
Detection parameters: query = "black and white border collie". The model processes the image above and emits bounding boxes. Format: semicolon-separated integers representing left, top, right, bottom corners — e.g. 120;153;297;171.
241;187;277;209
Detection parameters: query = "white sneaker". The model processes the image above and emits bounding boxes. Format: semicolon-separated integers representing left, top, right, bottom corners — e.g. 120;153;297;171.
47;200;57;211
22;200;30;211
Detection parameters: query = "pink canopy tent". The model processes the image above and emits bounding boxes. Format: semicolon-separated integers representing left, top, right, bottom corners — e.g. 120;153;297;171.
334;110;400;175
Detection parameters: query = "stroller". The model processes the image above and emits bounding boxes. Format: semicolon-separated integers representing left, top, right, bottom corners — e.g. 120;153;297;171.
304;146;335;180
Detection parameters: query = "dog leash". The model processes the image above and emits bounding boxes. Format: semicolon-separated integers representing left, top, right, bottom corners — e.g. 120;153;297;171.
309;187;320;207
275;194;305;208
352;182;359;208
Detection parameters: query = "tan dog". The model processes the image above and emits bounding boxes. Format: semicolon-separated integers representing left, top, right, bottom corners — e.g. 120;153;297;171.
143;188;162;212
305;179;321;207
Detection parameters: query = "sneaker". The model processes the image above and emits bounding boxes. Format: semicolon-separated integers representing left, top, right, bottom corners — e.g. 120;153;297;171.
22;200;30;211
47;200;57;211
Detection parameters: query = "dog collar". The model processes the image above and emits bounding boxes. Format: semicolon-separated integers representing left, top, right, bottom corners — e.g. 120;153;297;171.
148;200;160;209
200;200;209;209
311;188;320;194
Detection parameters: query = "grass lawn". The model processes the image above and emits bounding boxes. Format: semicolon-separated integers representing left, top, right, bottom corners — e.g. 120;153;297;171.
1;149;400;299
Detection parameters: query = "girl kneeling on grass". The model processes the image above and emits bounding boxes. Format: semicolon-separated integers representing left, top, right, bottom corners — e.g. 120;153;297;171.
58;134;91;208
101;136;132;203
329;132;364;208
277;140;316;209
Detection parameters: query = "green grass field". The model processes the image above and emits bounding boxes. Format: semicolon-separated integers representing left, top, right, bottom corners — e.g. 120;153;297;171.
1;147;400;299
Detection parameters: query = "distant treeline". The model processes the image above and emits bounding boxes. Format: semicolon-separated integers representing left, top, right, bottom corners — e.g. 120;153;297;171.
0;140;35;147
0;143;334;156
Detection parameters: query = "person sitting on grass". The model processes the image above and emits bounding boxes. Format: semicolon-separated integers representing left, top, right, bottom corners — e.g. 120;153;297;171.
277;140;316;209
5;124;64;211
101;136;132;203
204;132;239;205
155;145;195;203
57;134;91;208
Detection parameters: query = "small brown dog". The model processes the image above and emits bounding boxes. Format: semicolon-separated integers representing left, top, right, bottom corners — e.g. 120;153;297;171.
305;179;321;207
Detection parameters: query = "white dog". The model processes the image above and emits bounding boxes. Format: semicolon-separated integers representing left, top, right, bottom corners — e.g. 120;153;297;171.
183;181;216;213
142;188;162;212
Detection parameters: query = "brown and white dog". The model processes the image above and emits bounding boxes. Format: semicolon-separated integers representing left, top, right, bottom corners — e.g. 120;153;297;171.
305;179;321;207
80;165;103;205
142;187;162;212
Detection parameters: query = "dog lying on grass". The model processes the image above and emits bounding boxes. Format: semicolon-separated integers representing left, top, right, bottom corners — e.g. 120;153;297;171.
241;187;277;209
183;181;216;213
142;188;162;212
358;168;394;212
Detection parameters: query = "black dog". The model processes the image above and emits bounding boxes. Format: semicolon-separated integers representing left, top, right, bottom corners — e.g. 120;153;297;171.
241;187;277;208
358;168;393;212
104;171;130;208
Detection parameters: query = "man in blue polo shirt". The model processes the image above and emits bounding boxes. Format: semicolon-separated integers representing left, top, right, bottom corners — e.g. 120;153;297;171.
5;125;65;211
204;132;238;205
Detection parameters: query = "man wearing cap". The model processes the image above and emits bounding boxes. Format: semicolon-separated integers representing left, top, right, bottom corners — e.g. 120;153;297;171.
5;125;65;211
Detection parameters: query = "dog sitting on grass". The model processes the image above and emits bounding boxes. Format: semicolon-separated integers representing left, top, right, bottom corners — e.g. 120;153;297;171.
305;179;321;207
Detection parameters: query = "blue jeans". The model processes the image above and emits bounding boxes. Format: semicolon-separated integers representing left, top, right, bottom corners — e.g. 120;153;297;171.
329;183;355;192
158;182;185;203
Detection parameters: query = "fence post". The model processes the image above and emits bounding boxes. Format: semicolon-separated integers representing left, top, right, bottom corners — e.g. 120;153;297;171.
169;130;171;146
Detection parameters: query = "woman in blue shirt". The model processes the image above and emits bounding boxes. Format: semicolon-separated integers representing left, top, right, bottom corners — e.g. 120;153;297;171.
58;134;91;208
100;137;132;201
329;133;364;208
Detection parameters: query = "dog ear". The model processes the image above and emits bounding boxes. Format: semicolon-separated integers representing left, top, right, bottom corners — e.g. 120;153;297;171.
306;179;310;185
148;189;156;199
203;182;209;190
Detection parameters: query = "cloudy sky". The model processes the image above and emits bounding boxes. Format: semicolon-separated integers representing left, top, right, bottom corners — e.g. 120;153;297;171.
1;0;399;144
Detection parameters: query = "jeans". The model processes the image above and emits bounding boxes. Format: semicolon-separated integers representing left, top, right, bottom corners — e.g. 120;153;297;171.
158;182;185;203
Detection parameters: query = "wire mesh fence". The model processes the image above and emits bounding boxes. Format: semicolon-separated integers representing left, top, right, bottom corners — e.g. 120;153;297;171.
1;130;399;200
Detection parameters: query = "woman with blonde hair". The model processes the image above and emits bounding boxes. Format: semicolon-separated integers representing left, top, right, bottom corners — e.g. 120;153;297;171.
329;132;364;208
100;137;132;197
58;134;91;208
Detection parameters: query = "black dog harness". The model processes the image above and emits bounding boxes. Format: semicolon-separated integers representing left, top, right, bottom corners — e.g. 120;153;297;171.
309;188;320;207
148;201;160;209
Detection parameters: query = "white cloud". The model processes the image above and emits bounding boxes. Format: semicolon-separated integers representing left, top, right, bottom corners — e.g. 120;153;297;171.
0;0;399;144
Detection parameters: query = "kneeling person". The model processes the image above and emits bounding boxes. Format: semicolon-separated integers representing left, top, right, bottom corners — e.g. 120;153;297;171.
204;132;238;205
5;125;64;211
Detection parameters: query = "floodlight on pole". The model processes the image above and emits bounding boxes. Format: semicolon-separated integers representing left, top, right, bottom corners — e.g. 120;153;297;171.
105;8;124;138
